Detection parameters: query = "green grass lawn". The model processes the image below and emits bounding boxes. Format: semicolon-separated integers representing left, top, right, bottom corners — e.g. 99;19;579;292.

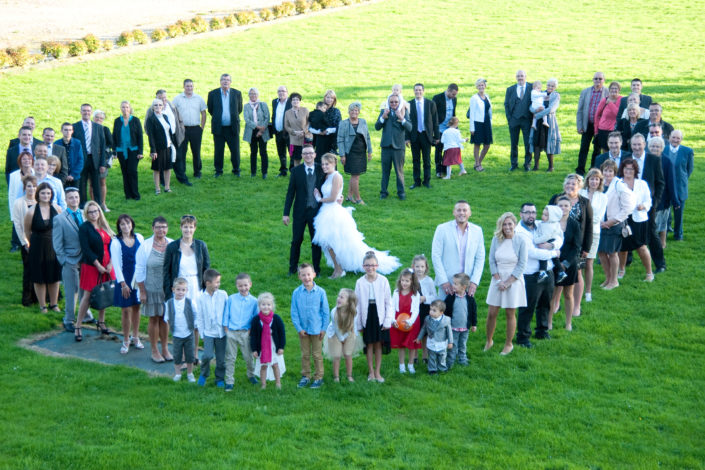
1;0;704;468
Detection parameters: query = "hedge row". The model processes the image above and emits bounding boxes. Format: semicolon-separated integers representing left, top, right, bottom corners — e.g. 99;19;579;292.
3;0;368;68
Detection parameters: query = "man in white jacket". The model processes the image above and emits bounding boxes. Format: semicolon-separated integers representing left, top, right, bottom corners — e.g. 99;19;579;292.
431;200;485;298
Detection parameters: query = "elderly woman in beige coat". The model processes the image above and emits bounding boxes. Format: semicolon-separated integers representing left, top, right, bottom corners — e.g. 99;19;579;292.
243;87;271;178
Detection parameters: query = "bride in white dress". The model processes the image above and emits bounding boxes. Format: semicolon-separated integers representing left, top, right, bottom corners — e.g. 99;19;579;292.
313;153;400;278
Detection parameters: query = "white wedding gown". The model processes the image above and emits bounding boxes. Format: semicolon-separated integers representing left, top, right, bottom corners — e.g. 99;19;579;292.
313;171;400;275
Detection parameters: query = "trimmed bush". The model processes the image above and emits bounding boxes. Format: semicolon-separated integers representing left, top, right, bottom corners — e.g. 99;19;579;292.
176;19;193;35
116;31;134;47
41;41;69;59
295;0;310;13
310;0;322;10
151;29;167;42
236;10;258;25
191;16;209;33
259;8;274;21
102;40;114;51
0;50;11;68
210;17;225;30
67;40;88;57
224;14;236;27
30;53;44;64
83;34;101;53
274;2;296;17
166;24;182;38
133;29;149;45
6;47;30;66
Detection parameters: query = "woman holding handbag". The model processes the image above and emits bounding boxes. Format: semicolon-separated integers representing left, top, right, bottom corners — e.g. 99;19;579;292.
75;201;115;342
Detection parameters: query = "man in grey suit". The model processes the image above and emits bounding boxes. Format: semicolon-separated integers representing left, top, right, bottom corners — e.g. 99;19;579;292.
52;188;91;331
73;103;106;207
664;130;694;241
42;127;68;184
375;95;412;200
504;70;533;171
576;72;609;175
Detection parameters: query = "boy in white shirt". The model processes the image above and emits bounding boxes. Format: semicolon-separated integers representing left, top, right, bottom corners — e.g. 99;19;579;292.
165;278;197;383
196;269;228;387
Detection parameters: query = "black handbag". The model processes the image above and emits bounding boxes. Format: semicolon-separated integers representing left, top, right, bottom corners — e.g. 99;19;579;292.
90;273;115;310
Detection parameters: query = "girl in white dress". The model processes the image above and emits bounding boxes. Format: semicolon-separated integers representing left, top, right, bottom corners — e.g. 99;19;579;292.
313;153;400;278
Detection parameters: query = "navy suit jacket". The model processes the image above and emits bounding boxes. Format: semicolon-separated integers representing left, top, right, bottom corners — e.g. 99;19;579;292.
283;163;324;220
72;120;107;169
633;119;674;140
432;91;457;132
407;98;439;143
54;138;85;181
207;87;243;135
593;150;632;170
271;97;292;137
663;145;694;201
504;83;532;126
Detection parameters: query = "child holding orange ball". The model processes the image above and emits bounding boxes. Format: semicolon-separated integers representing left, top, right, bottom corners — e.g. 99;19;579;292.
390;269;421;374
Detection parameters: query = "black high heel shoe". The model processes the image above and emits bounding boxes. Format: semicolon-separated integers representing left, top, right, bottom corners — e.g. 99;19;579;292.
74;326;83;342
97;321;109;335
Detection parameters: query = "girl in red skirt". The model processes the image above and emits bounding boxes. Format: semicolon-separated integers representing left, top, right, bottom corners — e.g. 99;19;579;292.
390;269;421;374
440;117;469;179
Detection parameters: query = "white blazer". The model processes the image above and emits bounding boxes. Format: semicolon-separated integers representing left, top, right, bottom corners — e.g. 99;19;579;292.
110;233;145;285
431;220;485;288
468;94;492;132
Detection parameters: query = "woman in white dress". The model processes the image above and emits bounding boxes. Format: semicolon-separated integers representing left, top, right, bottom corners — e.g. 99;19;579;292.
312;153;400;279
485;212;527;356
579;168;608;304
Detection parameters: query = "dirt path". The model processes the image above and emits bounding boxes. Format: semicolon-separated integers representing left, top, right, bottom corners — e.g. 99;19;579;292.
0;0;282;49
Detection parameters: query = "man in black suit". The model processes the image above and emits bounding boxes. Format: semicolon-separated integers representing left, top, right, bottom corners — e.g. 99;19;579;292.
629;133;666;272
73;103;107;207
7;116;41;150
375;95;412;200
504;70;533;171
432;84;458;178
283;146;323;276
42;127;68;184
407;83;439;189
207;73;243;177
593;132;631;169
616;78;652;119
633;103;674;141
271;85;292;177
5;126;35;184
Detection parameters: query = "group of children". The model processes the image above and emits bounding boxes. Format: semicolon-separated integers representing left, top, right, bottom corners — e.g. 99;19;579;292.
162;252;480;390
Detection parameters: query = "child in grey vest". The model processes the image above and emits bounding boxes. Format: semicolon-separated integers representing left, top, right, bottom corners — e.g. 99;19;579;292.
415;300;453;374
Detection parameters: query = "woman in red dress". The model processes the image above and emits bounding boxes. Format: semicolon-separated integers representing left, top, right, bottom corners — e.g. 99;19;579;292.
75;201;115;341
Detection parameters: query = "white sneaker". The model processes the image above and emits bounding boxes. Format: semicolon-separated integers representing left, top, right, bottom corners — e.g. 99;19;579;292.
399;364;407;374
585;293;592;302
186;373;196;383
408;364;416;374
173;374;182;382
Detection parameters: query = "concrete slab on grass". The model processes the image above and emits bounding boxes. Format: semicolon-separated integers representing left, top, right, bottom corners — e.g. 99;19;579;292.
22;328;182;377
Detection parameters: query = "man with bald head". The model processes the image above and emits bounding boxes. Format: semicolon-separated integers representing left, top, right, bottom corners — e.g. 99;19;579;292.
663;130;693;241
271;85;292;177
504;70;533;171
576;72;609;175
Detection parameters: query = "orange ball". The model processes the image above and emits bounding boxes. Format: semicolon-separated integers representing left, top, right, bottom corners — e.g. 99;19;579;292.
396;313;412;332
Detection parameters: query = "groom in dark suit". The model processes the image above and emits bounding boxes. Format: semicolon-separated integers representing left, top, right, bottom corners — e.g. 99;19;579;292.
283;146;324;275
72;103;107;207
504;70;533;171
207;73;243;177
407;83;439;189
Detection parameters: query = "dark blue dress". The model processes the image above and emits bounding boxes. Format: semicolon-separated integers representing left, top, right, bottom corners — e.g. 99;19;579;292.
470;96;493;144
114;237;141;307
